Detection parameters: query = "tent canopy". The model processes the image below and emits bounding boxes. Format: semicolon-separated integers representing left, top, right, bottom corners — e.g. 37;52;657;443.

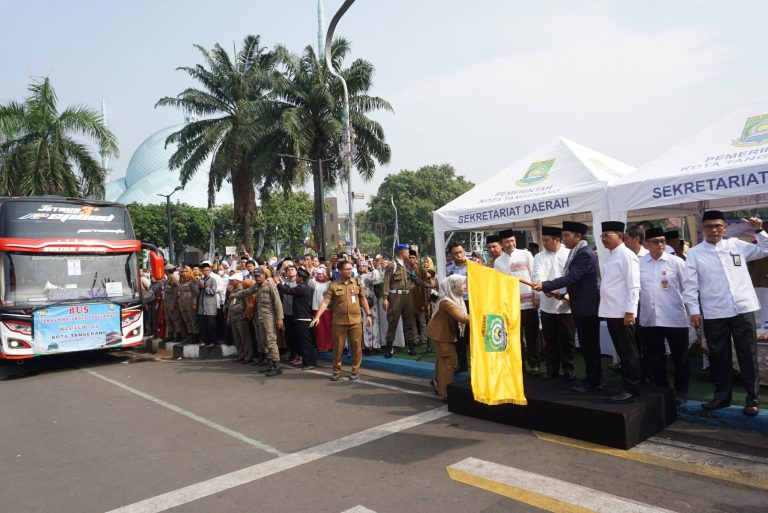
433;137;634;276
435;137;634;232
609;98;768;219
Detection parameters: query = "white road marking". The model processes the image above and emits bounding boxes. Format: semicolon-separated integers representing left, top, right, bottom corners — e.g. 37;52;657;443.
340;506;378;513
105;406;450;513
82;369;286;457
300;367;439;399
448;457;677;513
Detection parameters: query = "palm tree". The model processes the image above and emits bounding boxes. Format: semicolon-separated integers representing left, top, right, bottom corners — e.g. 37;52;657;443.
0;77;118;198
250;38;392;257
156;35;276;251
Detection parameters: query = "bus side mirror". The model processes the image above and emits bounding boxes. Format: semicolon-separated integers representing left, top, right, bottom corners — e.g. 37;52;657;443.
142;243;166;281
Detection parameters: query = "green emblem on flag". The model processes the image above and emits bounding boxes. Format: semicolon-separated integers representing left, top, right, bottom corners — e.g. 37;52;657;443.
483;314;508;352
732;114;768;147
515;159;554;187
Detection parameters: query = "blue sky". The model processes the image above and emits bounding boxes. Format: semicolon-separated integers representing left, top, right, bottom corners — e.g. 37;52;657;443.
2;1;767;207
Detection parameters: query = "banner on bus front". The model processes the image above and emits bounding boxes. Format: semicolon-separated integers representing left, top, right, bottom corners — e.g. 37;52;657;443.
33;303;122;354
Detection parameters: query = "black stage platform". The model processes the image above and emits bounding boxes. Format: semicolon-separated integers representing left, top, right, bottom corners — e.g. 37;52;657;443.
447;377;676;449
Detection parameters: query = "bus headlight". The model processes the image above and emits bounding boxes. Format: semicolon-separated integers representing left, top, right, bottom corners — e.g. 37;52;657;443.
3;320;32;336
121;312;141;328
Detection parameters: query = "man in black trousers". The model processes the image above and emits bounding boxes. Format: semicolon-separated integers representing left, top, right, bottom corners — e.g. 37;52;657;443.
276;267;316;369
533;221;603;392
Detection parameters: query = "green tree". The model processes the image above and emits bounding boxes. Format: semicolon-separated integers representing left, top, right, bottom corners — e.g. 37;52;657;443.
260;191;314;257
156;35;277;252
0;77;118;198
127;202;212;257
366;164;474;256
251;38;392;257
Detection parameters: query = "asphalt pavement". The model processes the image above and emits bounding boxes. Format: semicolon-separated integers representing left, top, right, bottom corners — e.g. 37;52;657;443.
2;351;767;513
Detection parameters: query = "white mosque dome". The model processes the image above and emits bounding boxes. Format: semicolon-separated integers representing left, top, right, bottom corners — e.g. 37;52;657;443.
106;123;234;207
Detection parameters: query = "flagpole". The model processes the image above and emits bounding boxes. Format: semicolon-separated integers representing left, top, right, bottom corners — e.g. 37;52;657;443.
391;195;399;256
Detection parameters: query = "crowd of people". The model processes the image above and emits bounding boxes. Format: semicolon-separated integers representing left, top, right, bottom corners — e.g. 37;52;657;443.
143;246;437;380
142;209;765;416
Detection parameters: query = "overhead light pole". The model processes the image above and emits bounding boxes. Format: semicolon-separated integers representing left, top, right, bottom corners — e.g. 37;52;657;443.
325;0;358;252
157;186;182;264
277;153;337;259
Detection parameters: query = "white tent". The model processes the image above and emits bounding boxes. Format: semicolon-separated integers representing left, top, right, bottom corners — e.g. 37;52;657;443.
609;98;768;224
433;137;635;276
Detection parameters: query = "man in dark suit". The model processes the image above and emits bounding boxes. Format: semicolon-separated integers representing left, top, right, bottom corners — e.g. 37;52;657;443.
532;221;603;392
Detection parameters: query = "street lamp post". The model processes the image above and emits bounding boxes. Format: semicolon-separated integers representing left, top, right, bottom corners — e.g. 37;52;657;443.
277;153;337;259
325;0;358;252
157;186;182;264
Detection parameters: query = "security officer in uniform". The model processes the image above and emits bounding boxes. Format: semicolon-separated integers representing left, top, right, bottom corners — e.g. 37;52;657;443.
234;267;284;377
382;243;419;357
226;273;254;363
163;264;183;342
177;265;199;345
311;260;373;381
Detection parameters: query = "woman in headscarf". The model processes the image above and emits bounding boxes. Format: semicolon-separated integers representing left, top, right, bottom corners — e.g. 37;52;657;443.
309;266;333;352
177;265;200;345
357;260;381;352
425;274;470;397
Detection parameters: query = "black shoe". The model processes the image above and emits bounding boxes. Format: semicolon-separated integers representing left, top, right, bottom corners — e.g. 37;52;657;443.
329;373;342;381
384;351;393;359
234;356;244;362
564;371;576;381
258;362;277;373
609;363;622;373
265;364;282;377
702;399;731;410
609;391;637;403
348;373;360;381
252;357;268;366
529;367;541;377
571;381;605;393
241;359;253;364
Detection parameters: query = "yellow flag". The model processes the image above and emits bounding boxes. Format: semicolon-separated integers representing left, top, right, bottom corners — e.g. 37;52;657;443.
467;261;526;406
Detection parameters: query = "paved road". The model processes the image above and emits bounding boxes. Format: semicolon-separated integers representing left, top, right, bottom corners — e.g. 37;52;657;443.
2;352;767;513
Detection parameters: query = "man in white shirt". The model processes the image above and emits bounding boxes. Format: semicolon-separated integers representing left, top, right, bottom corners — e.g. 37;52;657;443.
495;229;541;375
624;224;651;381
599;221;642;403
639;227;690;404
683;210;768;417
532;226;575;380
624;225;649;258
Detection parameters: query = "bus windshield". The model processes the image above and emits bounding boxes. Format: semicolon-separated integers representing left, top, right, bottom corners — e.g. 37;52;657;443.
0;252;140;305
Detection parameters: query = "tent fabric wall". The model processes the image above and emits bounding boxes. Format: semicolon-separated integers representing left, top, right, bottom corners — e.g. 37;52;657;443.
433;137;634;277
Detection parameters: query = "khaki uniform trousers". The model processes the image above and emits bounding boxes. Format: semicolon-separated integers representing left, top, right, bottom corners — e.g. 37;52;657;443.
332;322;363;375
385;293;417;345
180;304;199;334
255;320;280;363
164;304;183;338
433;340;457;396
231;318;254;360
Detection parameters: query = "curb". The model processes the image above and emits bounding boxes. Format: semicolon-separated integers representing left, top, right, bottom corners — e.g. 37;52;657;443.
316;351;470;381
678;401;767;433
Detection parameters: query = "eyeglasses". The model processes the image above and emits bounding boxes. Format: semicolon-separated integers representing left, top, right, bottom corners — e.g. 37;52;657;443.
702;224;726;230
646;238;665;245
